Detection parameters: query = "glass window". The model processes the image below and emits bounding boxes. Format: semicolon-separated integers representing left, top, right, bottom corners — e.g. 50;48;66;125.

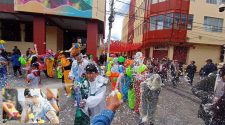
25;22;33;42
0;0;13;4
204;16;223;32
150;16;157;31
152;0;158;4
181;14;187;29
164;13;173;29
174;13;180;29
157;15;164;30
1;20;21;41
188;14;194;30
159;0;166;2
206;0;219;4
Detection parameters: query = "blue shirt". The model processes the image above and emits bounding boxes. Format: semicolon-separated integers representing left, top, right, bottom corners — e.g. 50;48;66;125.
91;110;115;125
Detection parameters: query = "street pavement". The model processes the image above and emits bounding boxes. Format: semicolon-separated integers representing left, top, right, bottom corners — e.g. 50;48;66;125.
59;75;205;125
7;69;62;88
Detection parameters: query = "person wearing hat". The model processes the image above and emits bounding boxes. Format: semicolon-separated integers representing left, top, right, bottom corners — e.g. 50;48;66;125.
21;89;59;123
26;62;41;87
79;63;108;119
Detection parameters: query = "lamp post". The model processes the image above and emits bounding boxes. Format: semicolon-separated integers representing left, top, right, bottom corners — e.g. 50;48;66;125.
107;0;115;59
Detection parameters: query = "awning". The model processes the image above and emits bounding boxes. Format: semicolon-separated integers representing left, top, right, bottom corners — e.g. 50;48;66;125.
107;41;142;53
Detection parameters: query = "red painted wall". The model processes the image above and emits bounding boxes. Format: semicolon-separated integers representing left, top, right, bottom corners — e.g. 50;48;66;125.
87;22;98;61
33;16;46;55
143;0;190;46
0;4;14;12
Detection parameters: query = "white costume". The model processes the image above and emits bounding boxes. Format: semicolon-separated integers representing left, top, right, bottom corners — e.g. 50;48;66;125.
84;75;108;119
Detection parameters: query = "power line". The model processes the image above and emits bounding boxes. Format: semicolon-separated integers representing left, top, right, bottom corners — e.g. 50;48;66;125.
115;0;225;30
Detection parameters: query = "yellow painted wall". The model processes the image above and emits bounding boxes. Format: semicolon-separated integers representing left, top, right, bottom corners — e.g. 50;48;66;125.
4;25;61;54
187;44;220;71
92;0;105;22
46;26;57;52
188;1;225;45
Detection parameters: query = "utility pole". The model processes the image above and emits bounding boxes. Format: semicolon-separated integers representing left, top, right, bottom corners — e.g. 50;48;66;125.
107;0;115;59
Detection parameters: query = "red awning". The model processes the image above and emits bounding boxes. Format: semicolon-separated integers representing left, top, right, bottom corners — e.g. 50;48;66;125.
107;41;142;53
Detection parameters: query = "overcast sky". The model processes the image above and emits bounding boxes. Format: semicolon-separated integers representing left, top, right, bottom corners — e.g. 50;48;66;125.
105;0;131;41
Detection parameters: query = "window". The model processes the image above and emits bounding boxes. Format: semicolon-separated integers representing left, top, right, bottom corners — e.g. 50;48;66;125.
204;16;223;32
25;22;33;42
157;15;164;30
188;14;194;30
1;20;21;41
181;14;187;29
206;0;219;4
150;16;157;31
174;13;180;29
164;13;173;29
0;0;13;4
159;0;166;2
152;0;158;4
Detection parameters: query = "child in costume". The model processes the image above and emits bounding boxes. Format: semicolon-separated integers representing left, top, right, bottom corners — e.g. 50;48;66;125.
61;52;73;96
44;49;55;78
26;63;41;88
21;89;59;124
56;56;63;79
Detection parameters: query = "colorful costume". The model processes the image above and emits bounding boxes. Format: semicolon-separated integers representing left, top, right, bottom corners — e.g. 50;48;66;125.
0;42;7;88
140;74;161;124
44;50;55;78
61;56;73;96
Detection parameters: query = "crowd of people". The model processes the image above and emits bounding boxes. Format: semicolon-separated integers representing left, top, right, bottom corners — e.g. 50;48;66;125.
1;39;225;125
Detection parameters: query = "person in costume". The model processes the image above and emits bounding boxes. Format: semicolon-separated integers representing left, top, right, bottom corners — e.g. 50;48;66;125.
69;43;89;83
61;51;73;96
0;43;8;88
26;62;41;87
44;49;55;78
108;57;120;91
116;56;128;102
139;73;162;125
56;51;63;79
79;63;108;119
133;52;148;114
21;89;59;124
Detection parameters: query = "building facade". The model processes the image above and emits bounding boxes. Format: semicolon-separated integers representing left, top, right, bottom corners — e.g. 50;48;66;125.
122;0;225;70
0;0;105;60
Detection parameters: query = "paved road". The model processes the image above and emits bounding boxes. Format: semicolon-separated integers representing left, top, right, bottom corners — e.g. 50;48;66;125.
59;75;205;125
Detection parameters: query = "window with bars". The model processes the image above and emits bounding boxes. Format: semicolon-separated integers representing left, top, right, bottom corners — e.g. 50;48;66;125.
204;16;223;32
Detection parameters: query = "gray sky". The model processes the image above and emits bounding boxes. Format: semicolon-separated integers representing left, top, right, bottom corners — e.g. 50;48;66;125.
105;0;131;41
